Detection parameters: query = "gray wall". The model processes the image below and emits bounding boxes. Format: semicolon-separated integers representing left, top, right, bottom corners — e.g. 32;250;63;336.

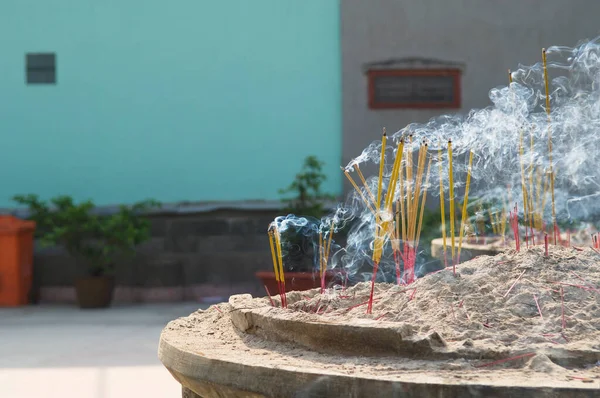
32;209;280;304
341;0;600;193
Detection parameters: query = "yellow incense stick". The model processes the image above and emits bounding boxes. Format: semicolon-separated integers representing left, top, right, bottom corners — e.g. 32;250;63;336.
399;162;407;245
519;132;529;227
528;130;535;232
268;230;280;283
448;140;456;268
274;228;285;292
325;221;334;268
355;165;377;207
318;230;324;278
489;209;498;236
384;140;405;212
395;202;400;243
406;136;414;244
410;143;427;243
457;151;474;263
376;130;387;210
344;170;376;215
415;156;433;250
373;130;387;263
542;48;557;242
438;149;447;264
535;166;543;230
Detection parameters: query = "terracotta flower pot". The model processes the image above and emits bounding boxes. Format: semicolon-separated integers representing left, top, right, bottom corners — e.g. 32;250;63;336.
255;271;340;294
74;276;115;309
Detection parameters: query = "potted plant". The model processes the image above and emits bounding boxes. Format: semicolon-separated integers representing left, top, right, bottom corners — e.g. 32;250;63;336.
256;156;340;292
13;194;160;309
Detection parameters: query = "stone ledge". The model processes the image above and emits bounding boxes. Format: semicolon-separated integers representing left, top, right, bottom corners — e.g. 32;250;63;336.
39;283;258;304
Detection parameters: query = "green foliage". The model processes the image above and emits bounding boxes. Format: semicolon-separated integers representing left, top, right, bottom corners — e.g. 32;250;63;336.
279;156;335;219
13;194;160;276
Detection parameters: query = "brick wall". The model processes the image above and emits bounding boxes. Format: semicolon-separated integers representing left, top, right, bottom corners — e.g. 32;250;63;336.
31;209;281;304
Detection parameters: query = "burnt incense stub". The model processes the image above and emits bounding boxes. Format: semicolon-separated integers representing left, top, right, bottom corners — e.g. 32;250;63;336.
160;248;600;398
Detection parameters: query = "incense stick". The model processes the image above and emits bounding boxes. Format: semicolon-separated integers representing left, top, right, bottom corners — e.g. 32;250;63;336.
343;169;376;214
438;148;448;268
268;229;283;305
457;150;474;265
273;227;287;308
368;129;387;314
415;156;433;252
533;294;543;319
503;269;526;298
448;140;456;273
355;165;377;207
542;48;557;244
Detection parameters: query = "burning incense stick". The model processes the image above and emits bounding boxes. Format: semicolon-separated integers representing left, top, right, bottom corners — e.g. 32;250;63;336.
368;130;387;314
438;149;448;268
376;129;387;213
448;140;456;272
542;48;557;244
457;150;474;265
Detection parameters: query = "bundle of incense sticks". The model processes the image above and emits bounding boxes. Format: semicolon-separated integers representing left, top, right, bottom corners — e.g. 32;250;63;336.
512;56;558;246
440;141;475;273
345;129;434;314
400;140;432;285
268;225;287;308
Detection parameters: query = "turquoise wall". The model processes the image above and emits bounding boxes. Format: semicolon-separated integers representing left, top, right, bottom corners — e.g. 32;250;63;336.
0;1;341;207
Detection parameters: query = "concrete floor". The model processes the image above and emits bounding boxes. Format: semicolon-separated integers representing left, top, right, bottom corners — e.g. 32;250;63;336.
0;303;208;398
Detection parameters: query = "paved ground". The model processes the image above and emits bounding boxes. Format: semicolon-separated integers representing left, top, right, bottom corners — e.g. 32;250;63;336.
0;303;208;398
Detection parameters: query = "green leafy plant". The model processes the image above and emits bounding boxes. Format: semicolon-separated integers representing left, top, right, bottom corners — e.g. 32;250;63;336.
276;156;336;273
13;194;160;277
279;156;335;219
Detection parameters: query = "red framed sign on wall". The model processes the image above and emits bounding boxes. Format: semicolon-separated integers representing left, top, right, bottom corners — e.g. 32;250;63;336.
367;69;461;110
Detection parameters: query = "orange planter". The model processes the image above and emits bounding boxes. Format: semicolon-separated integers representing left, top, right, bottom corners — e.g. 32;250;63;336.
0;216;36;306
